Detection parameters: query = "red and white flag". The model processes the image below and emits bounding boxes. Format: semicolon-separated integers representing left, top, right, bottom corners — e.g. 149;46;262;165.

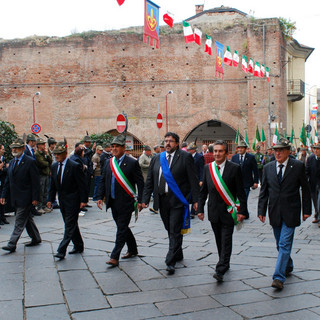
204;34;212;55
266;67;270;82
224;46;233;66
183;21;194;43
163;12;174;28
248;58;254;74
242;55;248;73
260;64;265;77
194;28;202;46
254;62;261;77
117;0;125;6
233;50;239;67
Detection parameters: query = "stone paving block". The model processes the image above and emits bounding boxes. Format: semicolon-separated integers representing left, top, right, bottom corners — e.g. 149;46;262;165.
294;270;320;280
83;255;112;273
0;299;23;320
255;309;320;320
24;241;52;255
64;287;110;312
72;303;163;320
213;289;272;306
310;306;320;315
25;281;64;307
83;238;115;252
0;251;24;262
107;288;186;307
25;267;59;283
120;263;163;282
81;248;106;257
222;269;261;281
25;304;70;320
0;261;24;274
155;296;221;316
230;294;320;318
59;270;98;290
95;269;140;295
0;278;24;301
55;254;88;271
25;253;55;269
179;280;253;298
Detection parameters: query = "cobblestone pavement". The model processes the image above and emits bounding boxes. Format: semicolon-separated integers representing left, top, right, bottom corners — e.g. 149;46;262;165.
1;188;320;320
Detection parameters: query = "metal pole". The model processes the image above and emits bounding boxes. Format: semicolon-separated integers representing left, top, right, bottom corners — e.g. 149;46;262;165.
165;94;168;133
32;95;35;123
268;81;271;145
158;103;161;145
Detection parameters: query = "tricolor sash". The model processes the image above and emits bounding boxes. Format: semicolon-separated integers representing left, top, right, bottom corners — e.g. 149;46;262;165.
160;152;191;234
110;156;138;221
209;162;239;225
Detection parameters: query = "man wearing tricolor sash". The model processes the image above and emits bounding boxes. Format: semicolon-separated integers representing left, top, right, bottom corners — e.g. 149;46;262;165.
142;132;200;275
198;140;248;282
96;135;144;267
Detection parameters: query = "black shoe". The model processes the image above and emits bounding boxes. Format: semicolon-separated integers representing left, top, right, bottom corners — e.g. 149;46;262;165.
25;240;41;247
52;204;60;209
2;246;16;253
69;248;84;254
213;272;224;282
1;218;9;224
80;207;88;212
190;214;195;219
54;252;65;260
85;204;92;208
0;220;4;225
33;211;42;216
166;265;175;275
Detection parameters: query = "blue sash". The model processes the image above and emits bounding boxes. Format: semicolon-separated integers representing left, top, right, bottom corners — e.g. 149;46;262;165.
160;151;191;234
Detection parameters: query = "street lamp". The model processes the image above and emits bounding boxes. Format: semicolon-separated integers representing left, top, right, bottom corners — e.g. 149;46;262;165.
32;92;41;123
165;90;173;132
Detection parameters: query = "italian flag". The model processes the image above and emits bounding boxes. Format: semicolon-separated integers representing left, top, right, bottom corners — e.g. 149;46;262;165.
233;50;239;67
273;125;280;146
183;21;194;43
261;128;266;147
224;46;233;66
242;55;248;73
204;34;212;55
254;62;261;77
248;58;254;74
266;67;270;82
194;28;202;46
260;64;265;77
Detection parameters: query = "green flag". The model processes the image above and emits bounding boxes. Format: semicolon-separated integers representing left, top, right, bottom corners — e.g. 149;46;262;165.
299;123;306;147
255;126;261;142
315;127;318;144
235;128;239;144
245;131;249;146
273;125;279;145
261;128;266;144
290;128;294;144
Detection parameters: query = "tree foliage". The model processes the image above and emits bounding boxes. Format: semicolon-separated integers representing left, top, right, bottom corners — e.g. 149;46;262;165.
87;132;114;147
279;17;296;40
0;120;18;160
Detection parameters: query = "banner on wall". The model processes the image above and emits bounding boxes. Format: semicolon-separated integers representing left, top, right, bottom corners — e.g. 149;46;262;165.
144;0;160;49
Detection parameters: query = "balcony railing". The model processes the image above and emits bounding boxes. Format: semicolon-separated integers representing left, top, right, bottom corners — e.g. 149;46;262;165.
287;79;305;102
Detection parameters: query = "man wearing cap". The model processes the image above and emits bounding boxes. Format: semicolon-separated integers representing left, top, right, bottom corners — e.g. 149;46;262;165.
139;145;153;182
82;135;94;207
306;142;320;225
153;145;160;157
0;138;41;252
25;133;36;158
35;138;53;214
0;144;9;225
47;141;88;260
100;142;113;174
297;147;309;164
96;135;144;267
262;146;275;165
142;132;200;275
231;140;259;214
258;139;311;290
47;137;57;164
92;145;103;201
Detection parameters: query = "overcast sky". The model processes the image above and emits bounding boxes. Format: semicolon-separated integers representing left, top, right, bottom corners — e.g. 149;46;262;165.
1;0;319;88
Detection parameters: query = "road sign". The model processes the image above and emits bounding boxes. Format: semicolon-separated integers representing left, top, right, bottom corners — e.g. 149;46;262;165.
31;123;41;134
156;113;163;129
116;113;127;133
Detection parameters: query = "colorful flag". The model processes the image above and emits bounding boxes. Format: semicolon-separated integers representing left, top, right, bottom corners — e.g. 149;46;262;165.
306;130;311;149
290;128;295;144
235;128;239;144
194;28;202;46
233;50;239;67
248;58;254;74
273;125;279;146
299;123;306;147
204;34;212;55
242;55;248;73
117;0;125;5
315;127;318;144
144;0;160;48
261;128;266;146
163;12;174;28
182;21;194;43
245;131;249;146
215;41;224;79
260;64;265;77
252;126;261;151
224;46;233;66
254;62;261;77
266;67;270;82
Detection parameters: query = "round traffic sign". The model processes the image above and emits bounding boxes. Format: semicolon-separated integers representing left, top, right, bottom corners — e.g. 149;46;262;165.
116;114;127;133
31;123;41;134
156;113;163;129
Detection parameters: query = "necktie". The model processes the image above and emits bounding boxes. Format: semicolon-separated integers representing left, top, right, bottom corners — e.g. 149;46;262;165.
159;154;171;195
31;148;35;158
13;158;19;173
57;162;63;185
217;165;220;171
240;155;243;165
277;164;284;183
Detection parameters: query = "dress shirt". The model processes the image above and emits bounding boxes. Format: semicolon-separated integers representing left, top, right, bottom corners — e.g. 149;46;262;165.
215;159;227;176
57;158;68;184
276;158;289;176
159;150;176;193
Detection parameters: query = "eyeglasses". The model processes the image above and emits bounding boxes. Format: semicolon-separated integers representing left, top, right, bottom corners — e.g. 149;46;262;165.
164;140;176;144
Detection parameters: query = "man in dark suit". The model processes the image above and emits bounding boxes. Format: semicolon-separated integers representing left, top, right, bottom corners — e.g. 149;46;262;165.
0;144;9;225
231;140;259;215
0;138;41;252
97;135;144;267
258;139;311;290
142;132;200;275
306;142;320;225
47;141;88;260
197;140;248;282
100;142;113;174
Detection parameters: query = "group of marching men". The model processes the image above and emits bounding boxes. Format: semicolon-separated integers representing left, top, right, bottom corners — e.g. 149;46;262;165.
0;131;317;291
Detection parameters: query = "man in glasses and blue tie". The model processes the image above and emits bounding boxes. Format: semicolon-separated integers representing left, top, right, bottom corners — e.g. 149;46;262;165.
258;138;311;290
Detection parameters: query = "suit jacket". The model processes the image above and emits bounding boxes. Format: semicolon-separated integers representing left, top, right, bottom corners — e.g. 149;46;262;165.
198;161;248;225
231;153;259;188
24;145;35;158
83;148;93;176
142;149;200;209
49;158;88;210
0;156;8;191
306;154;320;192
258;157;311;227
193;152;205;182
96;155;144;212
2;154;40;208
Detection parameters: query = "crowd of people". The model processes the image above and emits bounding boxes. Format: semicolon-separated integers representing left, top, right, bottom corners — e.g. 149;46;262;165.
0;131;318;291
